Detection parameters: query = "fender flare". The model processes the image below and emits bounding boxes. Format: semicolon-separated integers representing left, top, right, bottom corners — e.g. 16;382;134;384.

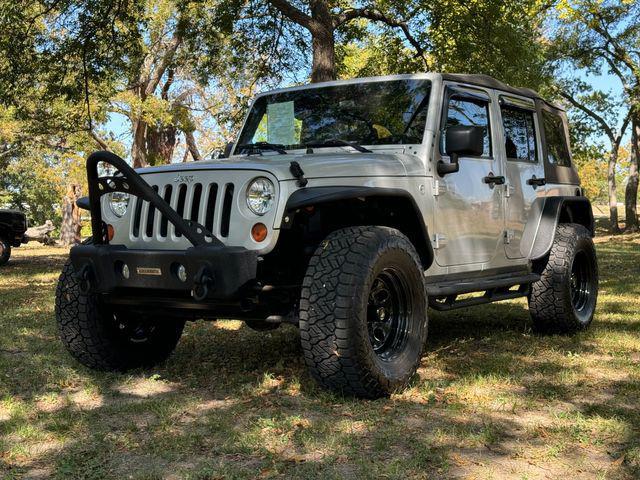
284;186;434;268
522;196;594;261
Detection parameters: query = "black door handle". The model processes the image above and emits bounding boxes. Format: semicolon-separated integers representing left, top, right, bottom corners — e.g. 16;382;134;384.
526;176;546;187
483;174;505;186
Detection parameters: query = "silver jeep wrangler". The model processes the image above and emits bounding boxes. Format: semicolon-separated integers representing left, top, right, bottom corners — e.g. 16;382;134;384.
55;73;598;398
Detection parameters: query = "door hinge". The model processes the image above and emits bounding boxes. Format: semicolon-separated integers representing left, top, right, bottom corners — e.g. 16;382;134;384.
432;233;447;249
503;229;515;244
432;179;441;196
432;179;452;196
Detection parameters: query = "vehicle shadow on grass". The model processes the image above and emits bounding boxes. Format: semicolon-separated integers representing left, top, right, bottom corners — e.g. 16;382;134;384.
4;302;638;479
9;308;637;479
3;244;639;478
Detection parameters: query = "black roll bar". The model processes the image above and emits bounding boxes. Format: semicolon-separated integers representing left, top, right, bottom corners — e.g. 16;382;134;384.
86;150;222;248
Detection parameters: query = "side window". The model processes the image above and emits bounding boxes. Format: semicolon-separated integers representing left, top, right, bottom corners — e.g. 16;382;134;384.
443;95;492;157
501;107;537;162
542;110;571;167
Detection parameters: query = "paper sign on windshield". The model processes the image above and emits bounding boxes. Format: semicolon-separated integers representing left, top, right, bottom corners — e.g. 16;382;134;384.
267;101;295;146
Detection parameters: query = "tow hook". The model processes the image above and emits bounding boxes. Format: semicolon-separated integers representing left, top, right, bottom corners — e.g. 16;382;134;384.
76;264;94;295
192;266;215;301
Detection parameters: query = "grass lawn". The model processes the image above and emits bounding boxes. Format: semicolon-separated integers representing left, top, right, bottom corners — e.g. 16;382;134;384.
1;236;639;479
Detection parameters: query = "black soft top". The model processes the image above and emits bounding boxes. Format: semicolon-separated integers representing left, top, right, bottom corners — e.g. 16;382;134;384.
441;73;562;111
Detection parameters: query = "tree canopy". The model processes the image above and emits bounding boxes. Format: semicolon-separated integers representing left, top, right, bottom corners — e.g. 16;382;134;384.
550;0;640;230
0;0;638;234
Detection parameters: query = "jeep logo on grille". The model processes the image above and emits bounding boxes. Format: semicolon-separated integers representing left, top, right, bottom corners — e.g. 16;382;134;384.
174;175;195;183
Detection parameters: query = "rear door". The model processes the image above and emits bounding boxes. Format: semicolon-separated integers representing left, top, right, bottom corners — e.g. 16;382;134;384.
433;86;504;266
498;95;545;258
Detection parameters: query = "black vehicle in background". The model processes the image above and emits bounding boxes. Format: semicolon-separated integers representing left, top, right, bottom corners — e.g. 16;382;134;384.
0;210;27;266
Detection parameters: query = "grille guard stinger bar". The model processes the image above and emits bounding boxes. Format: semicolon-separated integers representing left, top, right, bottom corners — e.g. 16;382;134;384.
86;150;223;248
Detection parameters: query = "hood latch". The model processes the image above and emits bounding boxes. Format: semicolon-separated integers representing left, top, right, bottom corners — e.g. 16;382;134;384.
289;161;308;187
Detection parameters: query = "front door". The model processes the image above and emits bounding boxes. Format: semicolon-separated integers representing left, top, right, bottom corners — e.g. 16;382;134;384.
498;95;546;258
433;86;505;266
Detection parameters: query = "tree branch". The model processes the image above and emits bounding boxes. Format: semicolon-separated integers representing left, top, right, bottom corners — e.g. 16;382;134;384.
161;68;175;100
334;8;427;65
144;34;182;96
615;109;633;148
592;13;637;76
268;0;313;30
559;91;615;143
89;130;110;151
599;50;634;95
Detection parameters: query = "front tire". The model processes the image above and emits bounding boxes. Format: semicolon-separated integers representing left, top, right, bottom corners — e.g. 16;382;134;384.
0;238;11;266
300;226;428;398
55;260;185;371
528;223;598;334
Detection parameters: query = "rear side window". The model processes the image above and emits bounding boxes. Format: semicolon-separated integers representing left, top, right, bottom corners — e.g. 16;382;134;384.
501;107;537;162
542;110;571;167
443;95;491;157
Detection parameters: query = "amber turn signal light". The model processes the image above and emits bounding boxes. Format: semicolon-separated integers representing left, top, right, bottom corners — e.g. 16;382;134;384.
107;224;115;242
251;223;268;242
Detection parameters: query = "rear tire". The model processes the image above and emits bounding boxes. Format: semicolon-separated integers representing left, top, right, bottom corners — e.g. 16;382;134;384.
0;238;11;266
300;226;428;398
528;223;598;334
55;260;185;371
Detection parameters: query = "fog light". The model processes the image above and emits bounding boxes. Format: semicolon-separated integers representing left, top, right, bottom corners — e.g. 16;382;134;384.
122;263;130;279
251;223;268;242
177;264;187;282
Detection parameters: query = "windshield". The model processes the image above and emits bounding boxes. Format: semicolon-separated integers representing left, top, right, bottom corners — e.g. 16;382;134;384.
236;79;432;152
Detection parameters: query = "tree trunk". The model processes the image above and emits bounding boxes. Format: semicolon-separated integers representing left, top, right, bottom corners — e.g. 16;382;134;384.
25;220;55;245
59;185;82;246
147;125;178;166
185;130;202;161
608;148;620;233
132;119;148;168
625;114;640;232
310;26;336;83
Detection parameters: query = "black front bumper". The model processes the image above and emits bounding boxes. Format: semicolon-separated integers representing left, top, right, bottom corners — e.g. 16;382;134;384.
70;244;258;300
75;151;259;302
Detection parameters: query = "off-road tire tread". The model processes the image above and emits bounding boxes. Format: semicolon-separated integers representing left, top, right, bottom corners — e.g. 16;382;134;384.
528;223;597;334
0;237;11;266
55;260;184;371
299;226;427;398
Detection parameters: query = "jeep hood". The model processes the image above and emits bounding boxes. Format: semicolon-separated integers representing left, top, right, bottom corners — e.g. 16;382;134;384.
138;151;425;180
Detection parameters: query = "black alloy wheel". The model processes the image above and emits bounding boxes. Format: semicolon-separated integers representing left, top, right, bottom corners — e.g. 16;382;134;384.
367;268;411;361
570;250;596;315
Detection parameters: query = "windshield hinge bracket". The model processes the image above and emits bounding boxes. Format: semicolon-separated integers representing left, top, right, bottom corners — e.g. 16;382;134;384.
289;161;308;187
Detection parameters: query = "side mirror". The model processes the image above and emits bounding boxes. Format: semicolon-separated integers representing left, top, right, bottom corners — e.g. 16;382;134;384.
76;196;90;210
437;125;485;176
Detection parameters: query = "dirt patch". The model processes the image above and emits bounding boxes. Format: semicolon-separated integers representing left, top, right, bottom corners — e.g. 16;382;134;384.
114;377;178;398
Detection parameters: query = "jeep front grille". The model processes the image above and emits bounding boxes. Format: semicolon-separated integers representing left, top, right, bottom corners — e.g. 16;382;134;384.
109;169;279;252
130;181;236;241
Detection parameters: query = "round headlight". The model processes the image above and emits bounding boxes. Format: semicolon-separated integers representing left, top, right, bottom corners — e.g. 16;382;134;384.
246;177;275;216
107;192;130;218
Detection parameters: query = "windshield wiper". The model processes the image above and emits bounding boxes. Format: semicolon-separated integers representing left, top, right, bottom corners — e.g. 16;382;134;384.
307;139;372;153
237;142;288;155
